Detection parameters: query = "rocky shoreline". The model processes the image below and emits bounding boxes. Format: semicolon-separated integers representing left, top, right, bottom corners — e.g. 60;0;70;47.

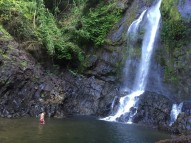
156;135;191;143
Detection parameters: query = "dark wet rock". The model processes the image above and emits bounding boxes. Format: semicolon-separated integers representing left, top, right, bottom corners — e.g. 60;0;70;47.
85;46;123;82
133;91;173;129
117;0;134;11
110;17;127;43
156;135;191;143
0;39;66;118
178;0;191;20
85;55;98;69
134;94;191;135
0;34;121;118
61;72;120;116
170;102;191;134
182;102;191;115
94;62;116;76
0;57;3;66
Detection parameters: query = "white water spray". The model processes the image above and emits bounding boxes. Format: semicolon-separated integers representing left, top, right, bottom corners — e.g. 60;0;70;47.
134;0;162;91
169;102;183;126
127;10;147;41
111;96;117;113
102;0;162;123
122;10;147;92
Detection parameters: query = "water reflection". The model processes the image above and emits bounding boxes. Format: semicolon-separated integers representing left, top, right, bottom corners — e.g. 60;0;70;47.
38;124;44;135
0;116;170;143
99;121;170;143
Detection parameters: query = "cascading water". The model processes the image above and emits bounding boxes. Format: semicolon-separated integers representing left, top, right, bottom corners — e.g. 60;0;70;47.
127;10;147;41
169;102;183;126
121;10;146;93
111;96;117;114
102;0;162;123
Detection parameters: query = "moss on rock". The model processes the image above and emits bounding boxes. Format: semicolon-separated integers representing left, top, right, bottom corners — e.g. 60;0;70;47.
0;25;12;41
159;0;191;85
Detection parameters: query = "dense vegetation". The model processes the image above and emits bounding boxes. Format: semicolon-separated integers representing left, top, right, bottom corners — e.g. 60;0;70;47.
160;0;191;83
0;0;122;70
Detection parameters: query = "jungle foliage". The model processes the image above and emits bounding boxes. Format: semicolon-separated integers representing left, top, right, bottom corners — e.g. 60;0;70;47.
160;0;191;83
0;0;122;70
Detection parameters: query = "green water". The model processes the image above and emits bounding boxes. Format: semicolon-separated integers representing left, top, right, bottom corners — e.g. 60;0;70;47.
0;116;171;143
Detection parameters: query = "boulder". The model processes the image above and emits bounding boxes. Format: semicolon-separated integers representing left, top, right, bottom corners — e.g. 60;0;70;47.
133;91;173;129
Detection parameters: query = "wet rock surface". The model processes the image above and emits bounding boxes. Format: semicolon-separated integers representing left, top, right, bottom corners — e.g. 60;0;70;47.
170;102;191;135
61;72;120;116
133;91;173;129
132;93;191;135
156;135;191;143
0;37;120;118
0;39;66;118
178;0;191;19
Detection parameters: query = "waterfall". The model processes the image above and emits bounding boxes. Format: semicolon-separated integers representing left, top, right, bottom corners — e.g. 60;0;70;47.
133;0;162;91
127;10;147;41
111;96;117;113
102;0;162;123
169;103;183;126
121;10;147;93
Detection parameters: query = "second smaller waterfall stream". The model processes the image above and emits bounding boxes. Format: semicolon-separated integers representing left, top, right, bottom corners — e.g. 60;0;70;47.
169;102;183;126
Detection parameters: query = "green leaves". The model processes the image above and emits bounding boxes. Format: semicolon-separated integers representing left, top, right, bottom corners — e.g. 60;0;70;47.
160;0;191;83
0;0;122;70
0;0;84;65
80;1;122;46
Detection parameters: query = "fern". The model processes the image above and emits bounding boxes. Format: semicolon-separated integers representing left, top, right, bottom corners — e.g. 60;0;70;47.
0;0;84;64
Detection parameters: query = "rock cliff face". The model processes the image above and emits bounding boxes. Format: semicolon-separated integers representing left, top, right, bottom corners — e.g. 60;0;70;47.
0;34;66;118
175;0;191;100
61;72;120;116
0;29;120;118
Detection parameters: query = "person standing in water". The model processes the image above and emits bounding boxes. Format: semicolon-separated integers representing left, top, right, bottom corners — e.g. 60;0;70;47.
39;112;45;125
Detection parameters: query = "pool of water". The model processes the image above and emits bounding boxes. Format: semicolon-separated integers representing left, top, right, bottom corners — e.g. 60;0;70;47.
0;116;171;143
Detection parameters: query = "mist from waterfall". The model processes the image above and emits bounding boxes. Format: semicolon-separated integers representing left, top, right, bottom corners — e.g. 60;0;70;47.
102;0;162;123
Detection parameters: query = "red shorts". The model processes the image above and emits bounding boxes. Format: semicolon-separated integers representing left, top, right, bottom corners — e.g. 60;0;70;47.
40;119;45;125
